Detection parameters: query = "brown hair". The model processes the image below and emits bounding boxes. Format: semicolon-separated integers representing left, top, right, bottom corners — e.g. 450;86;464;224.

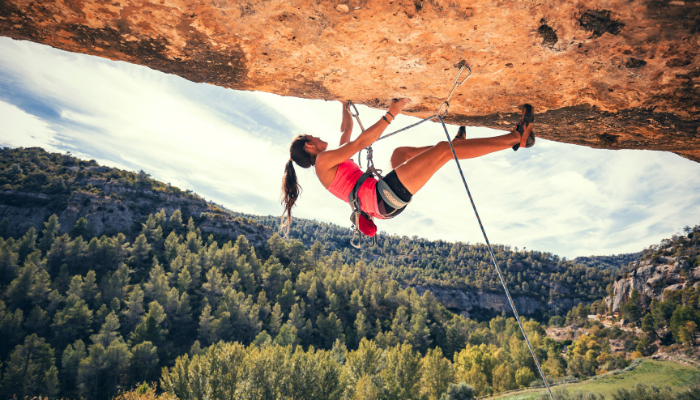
281;135;315;236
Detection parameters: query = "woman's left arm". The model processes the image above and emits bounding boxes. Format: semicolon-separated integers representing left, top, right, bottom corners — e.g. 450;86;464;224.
339;101;353;146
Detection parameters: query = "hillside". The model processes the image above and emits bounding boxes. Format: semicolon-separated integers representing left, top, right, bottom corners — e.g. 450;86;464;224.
2;148;617;321
0;147;271;246
572;253;642;271
0;147;697;400
240;213;618;320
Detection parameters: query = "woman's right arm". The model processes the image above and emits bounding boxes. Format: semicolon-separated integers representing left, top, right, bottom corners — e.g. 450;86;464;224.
339;101;353;146
317;99;410;170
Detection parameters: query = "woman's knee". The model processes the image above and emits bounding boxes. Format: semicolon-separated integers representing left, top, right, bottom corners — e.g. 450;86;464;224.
390;147;409;168
436;141;451;152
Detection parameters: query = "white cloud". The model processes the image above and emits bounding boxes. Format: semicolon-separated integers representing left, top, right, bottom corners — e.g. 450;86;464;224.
0;100;62;152
1;37;699;258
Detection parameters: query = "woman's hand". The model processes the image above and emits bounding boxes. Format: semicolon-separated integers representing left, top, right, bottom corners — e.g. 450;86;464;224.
389;98;411;117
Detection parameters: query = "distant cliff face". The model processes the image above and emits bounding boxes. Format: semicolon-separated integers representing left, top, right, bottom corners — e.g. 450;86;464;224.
1;1;699;160
609;256;699;312
412;284;584;317
0;165;272;246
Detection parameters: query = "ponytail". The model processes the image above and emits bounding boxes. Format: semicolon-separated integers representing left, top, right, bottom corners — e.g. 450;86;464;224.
281;160;300;236
280;135;314;237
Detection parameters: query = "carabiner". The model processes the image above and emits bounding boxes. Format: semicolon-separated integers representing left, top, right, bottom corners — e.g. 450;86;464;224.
346;101;360;117
453;62;472;86
351;229;362;249
437;101;450;118
365;235;377;247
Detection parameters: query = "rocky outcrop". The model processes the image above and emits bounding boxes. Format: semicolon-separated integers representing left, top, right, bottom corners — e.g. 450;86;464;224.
1;1;699;160
412;284;585;317
608;256;698;312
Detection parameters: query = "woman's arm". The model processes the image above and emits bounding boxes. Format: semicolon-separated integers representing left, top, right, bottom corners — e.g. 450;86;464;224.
317;99;410;170
339;101;353;146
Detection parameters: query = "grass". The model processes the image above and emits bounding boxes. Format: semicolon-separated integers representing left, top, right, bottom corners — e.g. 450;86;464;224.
491;360;700;400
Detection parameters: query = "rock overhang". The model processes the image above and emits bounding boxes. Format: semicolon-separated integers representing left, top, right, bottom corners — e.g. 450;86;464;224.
1;0;698;160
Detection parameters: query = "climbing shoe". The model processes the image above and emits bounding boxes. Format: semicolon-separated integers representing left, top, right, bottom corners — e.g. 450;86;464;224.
454;126;466;141
513;104;535;151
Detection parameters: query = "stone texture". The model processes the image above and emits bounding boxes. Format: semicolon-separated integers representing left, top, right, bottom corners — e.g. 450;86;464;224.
412;284;584;316
608;256;698;312
1;1;699;160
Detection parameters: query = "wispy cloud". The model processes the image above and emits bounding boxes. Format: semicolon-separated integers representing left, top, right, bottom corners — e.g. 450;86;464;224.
1;37;699;258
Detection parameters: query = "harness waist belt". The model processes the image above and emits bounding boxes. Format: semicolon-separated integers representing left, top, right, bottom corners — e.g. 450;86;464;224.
376;179;410;210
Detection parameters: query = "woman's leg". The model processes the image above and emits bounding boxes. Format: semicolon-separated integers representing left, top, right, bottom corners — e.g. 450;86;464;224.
394;129;521;194
390;145;434;169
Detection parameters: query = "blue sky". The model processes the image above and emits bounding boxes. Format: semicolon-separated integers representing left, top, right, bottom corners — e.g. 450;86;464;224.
1;37;699;259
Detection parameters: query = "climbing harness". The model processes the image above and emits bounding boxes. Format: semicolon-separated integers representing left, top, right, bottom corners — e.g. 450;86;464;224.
345;60;556;400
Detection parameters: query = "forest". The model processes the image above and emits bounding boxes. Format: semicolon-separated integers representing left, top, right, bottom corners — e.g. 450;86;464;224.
0;147;698;399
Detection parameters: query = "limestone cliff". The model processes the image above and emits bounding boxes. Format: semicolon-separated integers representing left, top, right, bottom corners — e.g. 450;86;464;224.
608;256;699;312
1;1;698;160
412;284;584;317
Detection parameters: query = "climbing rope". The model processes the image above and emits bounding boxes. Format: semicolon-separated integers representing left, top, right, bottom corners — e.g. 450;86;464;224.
437;116;555;399
346;61;555;399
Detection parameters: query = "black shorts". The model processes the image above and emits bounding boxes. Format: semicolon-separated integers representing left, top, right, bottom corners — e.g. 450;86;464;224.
376;170;413;218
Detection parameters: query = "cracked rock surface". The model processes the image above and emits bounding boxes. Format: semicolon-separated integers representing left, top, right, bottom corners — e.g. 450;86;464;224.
1;0;699;160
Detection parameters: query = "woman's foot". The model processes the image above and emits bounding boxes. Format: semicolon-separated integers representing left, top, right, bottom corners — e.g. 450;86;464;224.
512;104;535;151
454;126;466;141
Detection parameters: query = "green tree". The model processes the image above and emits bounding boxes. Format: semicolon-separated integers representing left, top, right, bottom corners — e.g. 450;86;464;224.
670;305;700;344
130;301;168;345
52;294;93;344
39;215;60;253
15;227;37;262
421;347;453;400
621;289;643;325
274;324;299;347
515;366;536;388
121;285;145;331
355;310;371;345
61;339;87;398
346;338;385;396
1;334;59;398
70;217;90;240
169;210;184;232
78;313;132;400
130;234;151;271
130;341;159;384
277;280;297;313
269;302;284;336
382;343;422;400
440;383;477;400
318;312;345;349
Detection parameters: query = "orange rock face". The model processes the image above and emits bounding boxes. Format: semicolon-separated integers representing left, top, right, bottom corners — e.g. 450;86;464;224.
1;0;698;160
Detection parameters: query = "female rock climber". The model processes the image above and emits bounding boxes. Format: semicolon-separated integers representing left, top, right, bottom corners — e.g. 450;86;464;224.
280;99;534;234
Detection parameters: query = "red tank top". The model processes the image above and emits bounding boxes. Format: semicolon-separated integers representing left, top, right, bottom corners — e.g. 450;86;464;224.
327;160;383;219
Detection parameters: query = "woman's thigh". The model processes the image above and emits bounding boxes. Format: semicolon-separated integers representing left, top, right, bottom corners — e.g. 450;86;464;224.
393;142;450;194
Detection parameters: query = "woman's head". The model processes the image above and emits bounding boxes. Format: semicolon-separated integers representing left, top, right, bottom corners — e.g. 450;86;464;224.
289;134;327;167
281;134;325;235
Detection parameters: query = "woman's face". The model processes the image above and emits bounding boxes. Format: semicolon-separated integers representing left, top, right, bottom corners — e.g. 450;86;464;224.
305;135;328;153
